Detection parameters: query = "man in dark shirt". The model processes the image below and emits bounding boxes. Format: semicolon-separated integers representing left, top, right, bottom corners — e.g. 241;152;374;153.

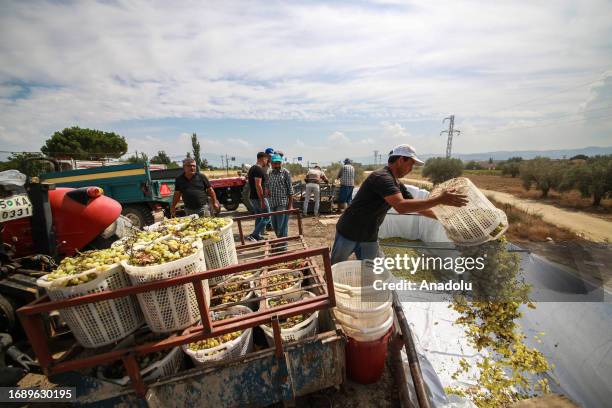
246;152;271;241
331;144;468;264
171;158;220;217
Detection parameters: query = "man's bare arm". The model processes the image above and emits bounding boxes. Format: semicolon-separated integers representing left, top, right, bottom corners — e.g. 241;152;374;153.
170;191;181;217
384;190;467;214
207;186;220;213
418;209;437;219
255;177;264;206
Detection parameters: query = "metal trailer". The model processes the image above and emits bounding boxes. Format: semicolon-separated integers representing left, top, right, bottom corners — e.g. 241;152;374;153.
15;210;344;406
16;210;432;407
292;182;339;215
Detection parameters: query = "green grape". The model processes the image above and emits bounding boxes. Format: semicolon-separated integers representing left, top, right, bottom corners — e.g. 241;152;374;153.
188;331;243;351
127;239;196;266
265;271;298;292
211;280;251;306
265;296;310;329
45;248;129;286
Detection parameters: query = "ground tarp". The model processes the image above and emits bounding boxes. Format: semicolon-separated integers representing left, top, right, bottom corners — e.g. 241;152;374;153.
377;185;612;408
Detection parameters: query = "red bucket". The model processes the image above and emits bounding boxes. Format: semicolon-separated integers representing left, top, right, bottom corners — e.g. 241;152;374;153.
345;327;393;384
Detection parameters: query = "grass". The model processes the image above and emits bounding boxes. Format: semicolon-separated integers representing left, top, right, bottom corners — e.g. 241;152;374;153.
489;198;577;242
407;171;612;221
466;173;612;221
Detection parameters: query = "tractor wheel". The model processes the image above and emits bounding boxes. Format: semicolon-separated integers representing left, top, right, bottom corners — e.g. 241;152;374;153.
224;202;240;211
0;294;16;334
121;205;155;229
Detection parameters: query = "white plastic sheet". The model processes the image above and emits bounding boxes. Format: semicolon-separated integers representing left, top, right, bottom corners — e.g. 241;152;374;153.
381;185;612;408
0;170;26;186
378;184;450;243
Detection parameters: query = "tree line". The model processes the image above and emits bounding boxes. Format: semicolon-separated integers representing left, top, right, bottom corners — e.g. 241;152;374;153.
422;155;612;206
0;127;212;175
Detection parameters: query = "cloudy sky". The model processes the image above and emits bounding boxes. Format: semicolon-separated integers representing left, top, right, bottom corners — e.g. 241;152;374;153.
1;0;611;165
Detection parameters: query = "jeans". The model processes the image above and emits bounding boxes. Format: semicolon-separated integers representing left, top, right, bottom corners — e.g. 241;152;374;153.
185;205;210;217
249;198;271;239
338;185;354;204
270;204;289;239
330;232;380;265
303;183;320;216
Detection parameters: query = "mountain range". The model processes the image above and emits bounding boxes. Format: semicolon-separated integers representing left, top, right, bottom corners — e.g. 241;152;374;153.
350;145;612;164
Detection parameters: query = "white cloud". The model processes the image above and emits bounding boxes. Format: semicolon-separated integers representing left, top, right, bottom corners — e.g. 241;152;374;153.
382;122;409;140
328;131;349;143
0;0;610;156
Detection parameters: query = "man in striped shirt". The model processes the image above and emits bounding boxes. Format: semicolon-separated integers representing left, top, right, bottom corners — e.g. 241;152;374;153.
268;154;294;244
336;158;355;213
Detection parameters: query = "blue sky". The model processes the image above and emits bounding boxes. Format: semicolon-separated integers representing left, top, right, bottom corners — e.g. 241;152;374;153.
1;0;611;165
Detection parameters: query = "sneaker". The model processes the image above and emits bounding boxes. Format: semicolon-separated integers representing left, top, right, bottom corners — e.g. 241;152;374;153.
245;235;257;242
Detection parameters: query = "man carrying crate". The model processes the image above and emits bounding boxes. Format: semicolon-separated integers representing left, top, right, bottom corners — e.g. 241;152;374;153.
331;144;468;264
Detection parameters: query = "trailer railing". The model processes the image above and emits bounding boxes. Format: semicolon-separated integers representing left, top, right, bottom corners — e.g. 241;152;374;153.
17;213;335;397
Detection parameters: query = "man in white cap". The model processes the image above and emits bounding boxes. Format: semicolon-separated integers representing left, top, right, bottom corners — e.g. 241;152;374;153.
331;144;468;264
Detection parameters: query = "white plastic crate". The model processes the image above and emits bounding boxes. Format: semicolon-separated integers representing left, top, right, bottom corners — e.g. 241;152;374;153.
182;305;253;366
331;260;392;297
200;220;238;286
97;332;184;385
333;305;393;332
255;269;303;298
336;308;394;342
121;240;209;333
429;177;508;246
260;291;319;346
211;275;254;308
37;264;143;348
334;290;392;316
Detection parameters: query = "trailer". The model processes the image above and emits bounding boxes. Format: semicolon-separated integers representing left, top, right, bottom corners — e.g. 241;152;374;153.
292;182;339;215
15;210;431;407
41;163;251;228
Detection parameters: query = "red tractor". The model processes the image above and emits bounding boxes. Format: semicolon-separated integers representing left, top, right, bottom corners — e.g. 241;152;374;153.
0;168;129;335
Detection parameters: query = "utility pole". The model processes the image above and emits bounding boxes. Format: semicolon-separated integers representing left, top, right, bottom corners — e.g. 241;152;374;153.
440;115;460;158
374;150;379;166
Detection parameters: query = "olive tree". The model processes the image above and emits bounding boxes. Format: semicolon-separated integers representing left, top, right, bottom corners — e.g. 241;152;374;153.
519;157;565;198
561;155;612;206
422;157;464;184
500;157;522;178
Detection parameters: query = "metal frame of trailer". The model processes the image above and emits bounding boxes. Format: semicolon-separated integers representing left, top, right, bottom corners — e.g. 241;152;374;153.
16;209;351;407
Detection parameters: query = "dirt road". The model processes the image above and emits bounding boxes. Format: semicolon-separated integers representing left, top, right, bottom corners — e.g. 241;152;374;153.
401;178;612;243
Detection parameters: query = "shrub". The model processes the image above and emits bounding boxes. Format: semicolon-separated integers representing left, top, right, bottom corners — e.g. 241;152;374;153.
422;157;464;184
324;162;366;185
560;155;612;206
500;161;521;177
284;163;306;177
519;157;565;198
465;161;484;170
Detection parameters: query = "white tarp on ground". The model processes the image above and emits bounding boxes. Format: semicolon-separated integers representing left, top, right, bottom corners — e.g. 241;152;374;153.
377;185;612;408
